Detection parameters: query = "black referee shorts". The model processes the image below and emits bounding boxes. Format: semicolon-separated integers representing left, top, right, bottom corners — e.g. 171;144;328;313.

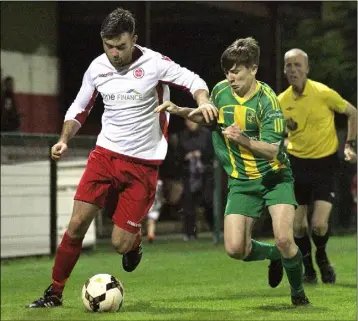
289;153;339;205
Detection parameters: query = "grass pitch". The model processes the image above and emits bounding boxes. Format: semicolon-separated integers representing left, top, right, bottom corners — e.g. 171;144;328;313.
1;234;356;320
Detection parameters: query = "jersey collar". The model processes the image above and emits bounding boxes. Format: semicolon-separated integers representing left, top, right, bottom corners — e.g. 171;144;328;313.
232;81;261;105
290;79;311;99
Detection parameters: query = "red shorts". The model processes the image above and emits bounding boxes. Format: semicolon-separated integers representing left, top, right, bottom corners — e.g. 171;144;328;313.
74;146;159;233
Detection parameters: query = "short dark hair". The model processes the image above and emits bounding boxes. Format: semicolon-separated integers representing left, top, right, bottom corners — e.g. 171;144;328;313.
221;37;260;73
100;8;135;38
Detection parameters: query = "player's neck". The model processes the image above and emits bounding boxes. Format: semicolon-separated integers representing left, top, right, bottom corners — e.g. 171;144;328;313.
242;79;257;99
292;79;307;96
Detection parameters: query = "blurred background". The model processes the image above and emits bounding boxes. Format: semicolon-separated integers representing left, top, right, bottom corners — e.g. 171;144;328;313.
1;1;356;258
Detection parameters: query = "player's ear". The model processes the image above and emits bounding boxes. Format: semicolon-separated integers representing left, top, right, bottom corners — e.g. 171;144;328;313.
132;34;138;44
251;64;258;76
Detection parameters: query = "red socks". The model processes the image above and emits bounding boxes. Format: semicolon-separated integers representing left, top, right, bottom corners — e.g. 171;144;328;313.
51;229;141;295
51;231;83;295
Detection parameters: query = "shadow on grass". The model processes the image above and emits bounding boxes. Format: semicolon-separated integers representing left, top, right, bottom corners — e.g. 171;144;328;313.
122;298;329;315
334;282;357;289
122;300;229;314
253;304;329;312
154;291;288;304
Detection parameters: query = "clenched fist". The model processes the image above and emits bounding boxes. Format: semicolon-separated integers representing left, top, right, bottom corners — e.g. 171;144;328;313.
51;142;68;161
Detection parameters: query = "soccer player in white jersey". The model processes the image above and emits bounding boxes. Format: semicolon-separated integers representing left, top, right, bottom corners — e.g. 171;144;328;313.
27;7;217;308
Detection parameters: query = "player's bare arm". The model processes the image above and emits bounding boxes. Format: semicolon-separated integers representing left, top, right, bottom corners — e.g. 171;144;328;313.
343;102;357;163
192;89;218;123
154;101;218;124
222;123;279;161
51;120;81;161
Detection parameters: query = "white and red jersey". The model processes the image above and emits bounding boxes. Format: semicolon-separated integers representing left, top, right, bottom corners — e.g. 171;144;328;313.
64;45;208;164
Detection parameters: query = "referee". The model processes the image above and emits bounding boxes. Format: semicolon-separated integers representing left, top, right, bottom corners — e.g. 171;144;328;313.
278;48;357;284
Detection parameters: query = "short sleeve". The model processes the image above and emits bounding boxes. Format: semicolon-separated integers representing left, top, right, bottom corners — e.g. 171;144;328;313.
325;88;347;113
259;95;286;144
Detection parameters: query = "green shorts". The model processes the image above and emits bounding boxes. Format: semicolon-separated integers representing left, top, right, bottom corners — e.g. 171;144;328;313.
225;168;298;218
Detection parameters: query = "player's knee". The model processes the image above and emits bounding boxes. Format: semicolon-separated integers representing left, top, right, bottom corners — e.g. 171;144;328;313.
111;236;134;255
112;240;132;255
275;235;292;253
67;217;89;239
225;243;246;260
311;222;328;236
293;223;308;238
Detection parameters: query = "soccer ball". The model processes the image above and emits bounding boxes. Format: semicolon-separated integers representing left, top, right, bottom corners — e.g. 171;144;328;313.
81;273;124;312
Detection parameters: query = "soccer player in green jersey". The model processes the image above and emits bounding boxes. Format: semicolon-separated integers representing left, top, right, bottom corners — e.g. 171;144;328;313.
154;37;310;306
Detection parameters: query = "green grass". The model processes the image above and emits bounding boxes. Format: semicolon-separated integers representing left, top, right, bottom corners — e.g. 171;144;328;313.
1;235;356;320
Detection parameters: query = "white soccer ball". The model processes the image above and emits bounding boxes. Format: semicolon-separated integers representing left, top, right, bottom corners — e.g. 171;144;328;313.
81;273;124;312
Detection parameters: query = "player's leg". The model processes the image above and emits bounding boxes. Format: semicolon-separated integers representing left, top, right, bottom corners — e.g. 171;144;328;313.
266;169;309;305
311;195;336;283
289;155;317;283
146;210;160;243
112;224;143;271
27;149;113;308
224;178;281;266
269;204;310;305
27;201;101;308
111;159;158;272
225;215;280;261
292;177;317;283
224;214;255;259
293;204;317;283
309;154;338;284
52;201;100;291
146;179;163;243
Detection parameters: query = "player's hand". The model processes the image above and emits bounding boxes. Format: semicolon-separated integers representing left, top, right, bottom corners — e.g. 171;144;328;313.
222;123;244;144
51;142;68;161
188;103;218;123
154;101;179;114
344;146;357;164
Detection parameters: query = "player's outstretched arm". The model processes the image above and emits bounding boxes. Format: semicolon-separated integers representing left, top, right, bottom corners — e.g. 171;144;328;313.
154;101;218;124
51;120;81;161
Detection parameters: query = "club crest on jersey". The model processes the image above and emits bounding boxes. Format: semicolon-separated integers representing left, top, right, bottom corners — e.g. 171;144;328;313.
286;117;298;131
247;111;255;123
133;68;144;79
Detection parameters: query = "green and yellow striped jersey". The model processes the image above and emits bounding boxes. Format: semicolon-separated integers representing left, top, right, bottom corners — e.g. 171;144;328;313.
210;80;289;180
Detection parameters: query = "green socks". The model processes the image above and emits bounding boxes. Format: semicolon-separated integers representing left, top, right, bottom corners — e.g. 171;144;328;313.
243;240;281;262
243;240;305;296
282;248;304;296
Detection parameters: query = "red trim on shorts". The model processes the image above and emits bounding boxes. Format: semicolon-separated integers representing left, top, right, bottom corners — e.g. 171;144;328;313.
75;89;98;125
156;82;168;141
95;146;161;166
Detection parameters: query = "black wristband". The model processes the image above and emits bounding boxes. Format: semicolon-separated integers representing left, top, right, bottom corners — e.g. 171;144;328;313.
345;140;356;149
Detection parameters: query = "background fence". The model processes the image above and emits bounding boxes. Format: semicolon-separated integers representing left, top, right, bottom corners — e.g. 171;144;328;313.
1;133;97;258
1;132;356;259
